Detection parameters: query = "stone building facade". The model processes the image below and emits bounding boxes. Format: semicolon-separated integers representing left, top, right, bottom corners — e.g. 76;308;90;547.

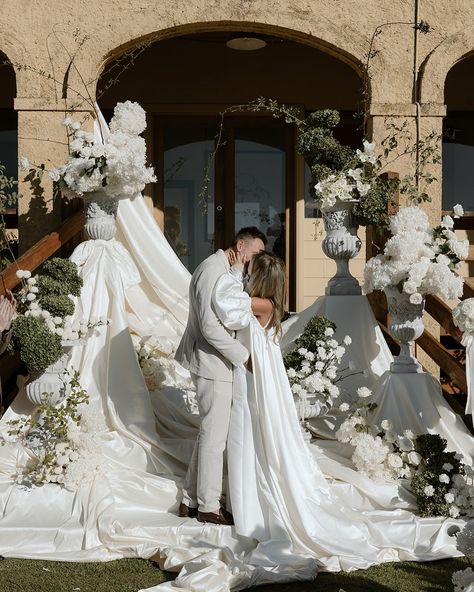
0;1;473;311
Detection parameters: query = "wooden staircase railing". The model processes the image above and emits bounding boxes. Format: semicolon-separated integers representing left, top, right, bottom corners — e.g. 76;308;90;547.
0;210;84;413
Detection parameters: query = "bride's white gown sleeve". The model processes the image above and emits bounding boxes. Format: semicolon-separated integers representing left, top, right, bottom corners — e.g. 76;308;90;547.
0;105;465;592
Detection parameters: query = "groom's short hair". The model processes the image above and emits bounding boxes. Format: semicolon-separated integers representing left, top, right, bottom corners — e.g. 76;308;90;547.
232;226;267;246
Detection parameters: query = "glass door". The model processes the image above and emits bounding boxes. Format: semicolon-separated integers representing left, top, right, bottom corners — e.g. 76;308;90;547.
156;115;296;307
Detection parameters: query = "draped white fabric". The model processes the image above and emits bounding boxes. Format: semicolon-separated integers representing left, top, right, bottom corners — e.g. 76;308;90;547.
0;104;470;591
370;371;474;465
463;333;474;417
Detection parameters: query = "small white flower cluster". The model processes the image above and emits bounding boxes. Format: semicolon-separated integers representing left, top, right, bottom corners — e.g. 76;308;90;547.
134;334;194;393
364;205;467;302
450;522;474;592
7;378;106;492
452;568;474;592
23;420;104;491
314;140;376;211
16;268;109;340
336;394;421;482
453;298;474;335
50;101;156;200
438;467;474;519
287;327;350;419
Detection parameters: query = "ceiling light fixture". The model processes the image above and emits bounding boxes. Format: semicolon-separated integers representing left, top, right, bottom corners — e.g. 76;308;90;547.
226;37;267;51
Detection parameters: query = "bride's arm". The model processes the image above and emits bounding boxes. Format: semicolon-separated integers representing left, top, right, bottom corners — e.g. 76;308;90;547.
212;268;252;331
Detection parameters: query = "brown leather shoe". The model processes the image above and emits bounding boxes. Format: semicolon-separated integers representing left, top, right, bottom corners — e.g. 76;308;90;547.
178;502;198;518
197;508;234;526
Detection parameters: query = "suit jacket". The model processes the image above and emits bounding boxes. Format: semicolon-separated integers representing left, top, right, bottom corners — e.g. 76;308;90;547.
175;250;249;382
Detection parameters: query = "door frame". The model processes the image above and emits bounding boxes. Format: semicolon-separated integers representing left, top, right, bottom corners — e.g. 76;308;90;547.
147;104;304;311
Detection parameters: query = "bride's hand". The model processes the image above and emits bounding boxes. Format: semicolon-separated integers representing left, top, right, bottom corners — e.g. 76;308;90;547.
230;249;245;271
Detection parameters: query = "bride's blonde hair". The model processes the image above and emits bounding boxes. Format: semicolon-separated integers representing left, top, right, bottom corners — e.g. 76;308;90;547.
246;251;286;336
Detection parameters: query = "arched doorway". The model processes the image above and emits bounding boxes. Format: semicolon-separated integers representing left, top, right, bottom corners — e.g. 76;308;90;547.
443;52;474;212
97;30;363;308
0;53;18;263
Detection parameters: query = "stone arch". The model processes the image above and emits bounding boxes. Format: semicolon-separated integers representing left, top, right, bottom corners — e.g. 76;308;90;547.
419;26;474;105
91;20;368;102
0;29;40;98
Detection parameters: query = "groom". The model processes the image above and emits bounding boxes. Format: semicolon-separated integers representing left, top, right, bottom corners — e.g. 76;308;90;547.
175;227;267;525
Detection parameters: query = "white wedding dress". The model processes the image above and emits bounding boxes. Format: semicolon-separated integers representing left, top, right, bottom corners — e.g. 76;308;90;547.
214;272;465;576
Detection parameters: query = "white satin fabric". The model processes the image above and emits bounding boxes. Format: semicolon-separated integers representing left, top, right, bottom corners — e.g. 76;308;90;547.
463;333;474;417
370;371;474;465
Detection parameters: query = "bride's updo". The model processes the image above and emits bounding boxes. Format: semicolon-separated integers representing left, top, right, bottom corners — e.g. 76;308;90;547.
246;251;286;335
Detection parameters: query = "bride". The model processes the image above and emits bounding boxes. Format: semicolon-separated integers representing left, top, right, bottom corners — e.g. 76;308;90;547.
213;250;438;573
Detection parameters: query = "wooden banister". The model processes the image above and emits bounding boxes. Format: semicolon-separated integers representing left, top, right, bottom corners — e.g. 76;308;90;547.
0;210;84;294
425;294;463;341
417;330;467;393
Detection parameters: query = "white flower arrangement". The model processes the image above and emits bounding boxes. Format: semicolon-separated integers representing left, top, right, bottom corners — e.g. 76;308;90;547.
16;268;109;341
284;319;353;419
336;393;416;482
364;205;467;302
449;522;474;592
133;334;194;393
3;371;105;491
453;299;474;335
337;398;474;517
314;140;376;211
50;101;156;200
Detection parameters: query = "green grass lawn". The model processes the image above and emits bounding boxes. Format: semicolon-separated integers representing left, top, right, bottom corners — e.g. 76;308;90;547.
0;557;466;592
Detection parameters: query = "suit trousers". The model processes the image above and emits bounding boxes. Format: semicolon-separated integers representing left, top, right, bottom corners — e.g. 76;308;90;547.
182;373;233;513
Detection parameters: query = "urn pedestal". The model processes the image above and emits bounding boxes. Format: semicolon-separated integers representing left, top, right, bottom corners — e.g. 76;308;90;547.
321;203;362;296
385;287;425;374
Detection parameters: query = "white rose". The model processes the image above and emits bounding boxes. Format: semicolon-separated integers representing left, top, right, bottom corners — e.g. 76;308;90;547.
445;492;455;504
357;387;372;398
343;336;352;345
439;473;450;484
403;281;417;295
442;215;454;229
339;403;350;412
26;293;36;301
407;451;422;465
424;485;435;497
409;293;423;305
324;328;334;337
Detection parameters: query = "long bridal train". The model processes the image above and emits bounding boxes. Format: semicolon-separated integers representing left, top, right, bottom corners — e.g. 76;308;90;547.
0;108;469;592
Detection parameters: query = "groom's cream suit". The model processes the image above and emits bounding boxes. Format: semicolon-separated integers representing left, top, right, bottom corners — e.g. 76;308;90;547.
175;249;249;512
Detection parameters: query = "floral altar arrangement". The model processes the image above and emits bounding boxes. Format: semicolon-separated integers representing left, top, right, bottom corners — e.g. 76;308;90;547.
283;316;354;422
50;101;156;200
364;205;468;372
2;370;106;490
337;392;474;518
11;258;107;375
364;206;467;303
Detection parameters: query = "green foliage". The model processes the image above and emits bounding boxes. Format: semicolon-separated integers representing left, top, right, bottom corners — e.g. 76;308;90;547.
0;162;19;209
41;257;83;296
11;315;63;374
284;315;336;370
411;434;462;517
296;109;357;192
38;294;75;318
352;175;398;228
